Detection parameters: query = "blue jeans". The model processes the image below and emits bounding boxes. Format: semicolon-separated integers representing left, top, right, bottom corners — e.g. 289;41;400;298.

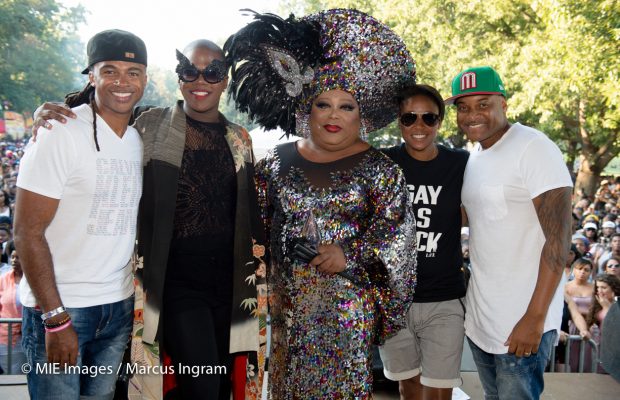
468;330;556;400
22;297;133;400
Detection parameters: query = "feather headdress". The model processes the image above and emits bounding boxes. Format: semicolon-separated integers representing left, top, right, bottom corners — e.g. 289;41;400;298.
225;9;416;137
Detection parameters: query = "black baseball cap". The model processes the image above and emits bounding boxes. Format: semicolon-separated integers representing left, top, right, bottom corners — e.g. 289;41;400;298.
81;29;148;74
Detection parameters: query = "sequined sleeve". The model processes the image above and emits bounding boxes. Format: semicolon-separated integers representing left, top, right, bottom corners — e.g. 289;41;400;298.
340;157;417;341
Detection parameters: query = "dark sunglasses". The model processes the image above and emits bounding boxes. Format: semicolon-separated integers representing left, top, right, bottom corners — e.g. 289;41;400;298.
177;59;227;83
399;112;441;127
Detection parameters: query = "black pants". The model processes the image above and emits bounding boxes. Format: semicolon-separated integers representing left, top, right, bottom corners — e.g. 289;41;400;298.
163;249;234;400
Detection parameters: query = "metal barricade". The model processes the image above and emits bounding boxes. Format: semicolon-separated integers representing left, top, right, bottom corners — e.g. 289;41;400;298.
549;334;599;373
0;317;22;374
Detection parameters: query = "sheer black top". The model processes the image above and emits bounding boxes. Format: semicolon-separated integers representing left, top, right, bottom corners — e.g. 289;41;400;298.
171;115;237;252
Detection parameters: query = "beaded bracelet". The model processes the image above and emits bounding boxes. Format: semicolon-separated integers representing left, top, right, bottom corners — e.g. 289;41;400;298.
45;320;72;333
42;314;71;329
41;306;66;321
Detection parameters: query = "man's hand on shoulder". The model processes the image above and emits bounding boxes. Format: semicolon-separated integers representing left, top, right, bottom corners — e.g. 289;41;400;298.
32;103;77;140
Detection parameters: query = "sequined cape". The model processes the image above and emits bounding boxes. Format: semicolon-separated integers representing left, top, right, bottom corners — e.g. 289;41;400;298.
255;143;416;399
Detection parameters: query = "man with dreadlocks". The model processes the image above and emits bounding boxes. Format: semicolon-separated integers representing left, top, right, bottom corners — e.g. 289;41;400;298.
13;29;147;399
31;39;267;400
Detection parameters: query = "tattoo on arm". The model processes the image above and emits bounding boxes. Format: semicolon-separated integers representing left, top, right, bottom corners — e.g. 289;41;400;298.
533;186;573;274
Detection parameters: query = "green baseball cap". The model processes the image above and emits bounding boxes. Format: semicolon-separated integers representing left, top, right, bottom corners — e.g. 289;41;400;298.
445;66;507;105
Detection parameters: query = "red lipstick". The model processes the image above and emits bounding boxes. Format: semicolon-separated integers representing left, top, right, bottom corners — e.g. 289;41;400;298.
324;124;341;133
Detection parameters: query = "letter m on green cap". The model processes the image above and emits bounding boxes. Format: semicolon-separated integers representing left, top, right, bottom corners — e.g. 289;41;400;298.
460;72;477;91
445;66;507;104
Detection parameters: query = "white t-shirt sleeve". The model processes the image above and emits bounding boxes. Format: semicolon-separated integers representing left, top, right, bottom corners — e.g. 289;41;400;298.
16;124;78;199
519;134;573;199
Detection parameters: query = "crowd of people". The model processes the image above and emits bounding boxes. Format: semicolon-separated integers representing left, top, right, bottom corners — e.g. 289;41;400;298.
0;139;27;375
0;6;618;400
572;179;620;274
557;179;620;372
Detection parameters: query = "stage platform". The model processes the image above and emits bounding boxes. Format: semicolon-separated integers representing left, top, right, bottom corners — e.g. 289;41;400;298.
373;371;620;399
2;372;619;399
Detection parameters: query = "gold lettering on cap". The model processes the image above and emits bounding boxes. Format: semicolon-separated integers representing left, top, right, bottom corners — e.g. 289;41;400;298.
125;52;135;59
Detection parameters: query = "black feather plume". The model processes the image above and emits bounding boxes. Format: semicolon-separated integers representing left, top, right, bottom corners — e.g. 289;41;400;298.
224;9;323;136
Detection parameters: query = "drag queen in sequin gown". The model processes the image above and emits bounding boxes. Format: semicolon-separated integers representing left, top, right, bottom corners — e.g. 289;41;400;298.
225;9;417;399
256;137;416;398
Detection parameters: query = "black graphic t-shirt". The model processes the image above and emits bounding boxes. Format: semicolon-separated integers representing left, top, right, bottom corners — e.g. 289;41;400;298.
382;143;468;302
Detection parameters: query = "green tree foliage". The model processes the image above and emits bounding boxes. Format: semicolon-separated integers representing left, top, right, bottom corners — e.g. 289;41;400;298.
0;0;86;113
510;0;620;197
138;65;180;108
220;92;258;131
285;0;619;194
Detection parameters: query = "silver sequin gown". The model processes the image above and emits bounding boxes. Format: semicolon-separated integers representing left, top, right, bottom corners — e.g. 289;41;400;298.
255;143;417;399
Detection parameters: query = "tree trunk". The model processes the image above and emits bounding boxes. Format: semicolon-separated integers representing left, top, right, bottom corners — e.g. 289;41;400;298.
574;157;599;199
573;99;618;199
565;140;577;174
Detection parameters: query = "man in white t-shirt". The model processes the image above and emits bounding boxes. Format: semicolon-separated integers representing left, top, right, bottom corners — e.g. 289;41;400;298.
445;66;573;399
13;30;147;399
